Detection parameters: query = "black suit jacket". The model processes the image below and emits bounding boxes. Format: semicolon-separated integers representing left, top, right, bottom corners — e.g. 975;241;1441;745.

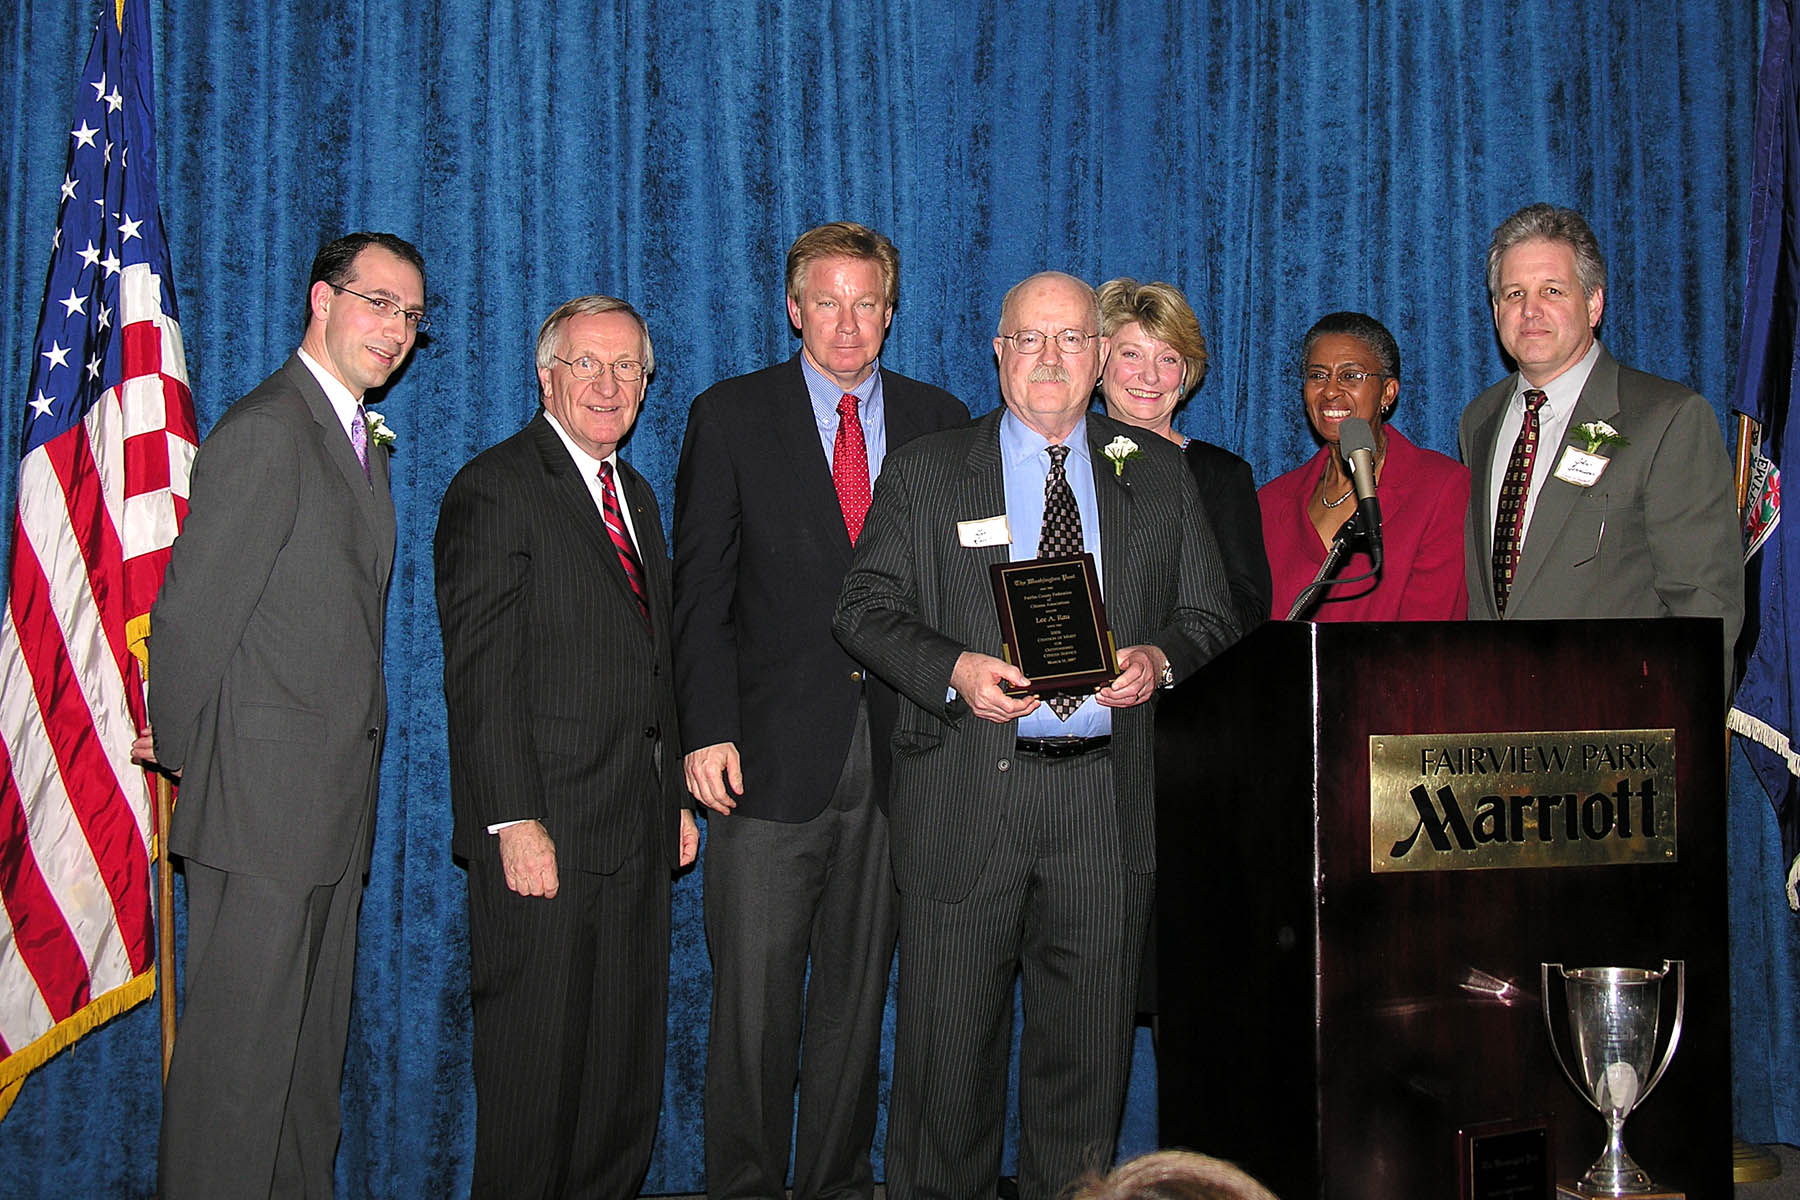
1182;437;1271;635
150;355;393;884
833;410;1239;901
672;355;966;822
435;414;683;873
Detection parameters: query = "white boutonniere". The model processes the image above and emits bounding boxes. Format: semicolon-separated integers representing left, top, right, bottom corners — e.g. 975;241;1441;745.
365;409;397;451
1573;420;1628;455
1102;435;1142;477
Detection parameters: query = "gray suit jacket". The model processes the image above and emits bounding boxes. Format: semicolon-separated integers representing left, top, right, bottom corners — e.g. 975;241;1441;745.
1460;344;1743;686
833;409;1238;902
150;355;394;885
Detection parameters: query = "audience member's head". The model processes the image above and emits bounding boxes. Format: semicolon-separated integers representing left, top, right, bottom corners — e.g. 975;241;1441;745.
1066;1149;1281;1200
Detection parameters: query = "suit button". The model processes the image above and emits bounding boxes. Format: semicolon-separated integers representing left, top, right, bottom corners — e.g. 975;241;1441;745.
997;758;1011;772
644;725;658;739
366;728;379;741
849;670;864;682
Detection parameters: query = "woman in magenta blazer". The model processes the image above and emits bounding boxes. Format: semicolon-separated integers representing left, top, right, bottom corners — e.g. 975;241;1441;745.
1258;312;1470;620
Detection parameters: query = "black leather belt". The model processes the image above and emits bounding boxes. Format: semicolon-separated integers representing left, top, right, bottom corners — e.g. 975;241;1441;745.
1014;736;1111;758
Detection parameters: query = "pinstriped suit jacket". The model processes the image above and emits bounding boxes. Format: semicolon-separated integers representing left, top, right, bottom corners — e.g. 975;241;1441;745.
435;413;683;874
150;355;393;885
834;409;1239;903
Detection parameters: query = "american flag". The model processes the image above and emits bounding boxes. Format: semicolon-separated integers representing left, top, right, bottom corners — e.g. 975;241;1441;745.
0;0;195;1115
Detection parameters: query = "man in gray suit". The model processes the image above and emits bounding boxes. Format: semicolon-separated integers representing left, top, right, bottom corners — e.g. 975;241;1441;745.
1460;203;1742;690
143;232;426;1197
834;272;1238;1198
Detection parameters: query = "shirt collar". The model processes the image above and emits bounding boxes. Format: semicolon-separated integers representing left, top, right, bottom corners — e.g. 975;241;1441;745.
1512;338;1603;420
542;410;618;478
800;352;880;416
296;346;362;433
999;407;1090;470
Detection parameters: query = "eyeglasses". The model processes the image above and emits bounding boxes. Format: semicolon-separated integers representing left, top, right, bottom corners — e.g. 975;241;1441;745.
1301;367;1387;388
330;284;430;332
1000;329;1098;355
554;354;646;383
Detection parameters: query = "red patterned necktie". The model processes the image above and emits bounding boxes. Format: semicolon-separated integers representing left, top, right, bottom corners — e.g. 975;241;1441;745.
598;461;651;629
1039;445;1085;719
1491;389;1547;616
833;393;872;544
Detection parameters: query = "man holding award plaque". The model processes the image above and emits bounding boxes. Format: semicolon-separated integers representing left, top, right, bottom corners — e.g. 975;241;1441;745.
835;271;1239;1198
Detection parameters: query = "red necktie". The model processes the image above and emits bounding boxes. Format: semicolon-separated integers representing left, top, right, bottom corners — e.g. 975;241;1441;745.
1491;389;1547;616
598;461;651;629
833;393;871;544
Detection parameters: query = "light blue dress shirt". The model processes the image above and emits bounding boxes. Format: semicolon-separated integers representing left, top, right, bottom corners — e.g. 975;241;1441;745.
999;410;1111;738
801;353;888;481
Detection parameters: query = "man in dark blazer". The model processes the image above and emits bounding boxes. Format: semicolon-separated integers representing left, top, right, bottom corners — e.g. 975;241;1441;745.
674;222;966;1199
435;293;694;1200
436;295;697;1199
143;232;426;1197
834;272;1238;1199
1460;203;1742;693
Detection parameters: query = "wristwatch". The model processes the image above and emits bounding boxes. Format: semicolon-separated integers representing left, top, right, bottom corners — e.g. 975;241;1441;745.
1157;659;1176;689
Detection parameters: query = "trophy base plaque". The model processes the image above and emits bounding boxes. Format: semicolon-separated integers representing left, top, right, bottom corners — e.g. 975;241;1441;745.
1556;1186;1684;1199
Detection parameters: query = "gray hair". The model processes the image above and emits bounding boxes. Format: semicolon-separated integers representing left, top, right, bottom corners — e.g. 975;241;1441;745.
534;295;655;376
1485;203;1607;304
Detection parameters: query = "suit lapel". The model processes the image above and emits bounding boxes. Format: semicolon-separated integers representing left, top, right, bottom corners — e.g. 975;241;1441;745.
949;412;1011;588
283;357;394;568
771;356;855;562
1086;417;1132;602
1513;350;1621;604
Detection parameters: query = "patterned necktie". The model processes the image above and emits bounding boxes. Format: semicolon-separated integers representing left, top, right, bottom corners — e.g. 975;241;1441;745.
1491;388;1547;616
598;461;651;630
1039;445;1085;719
833;393;872;544
350;403;370;480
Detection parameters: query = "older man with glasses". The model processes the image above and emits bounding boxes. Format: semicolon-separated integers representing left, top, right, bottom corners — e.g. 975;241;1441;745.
835;271;1238;1199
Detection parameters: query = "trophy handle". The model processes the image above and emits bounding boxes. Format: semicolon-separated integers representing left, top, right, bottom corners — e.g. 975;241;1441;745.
1539;963;1589;1099
1635;959;1686;1106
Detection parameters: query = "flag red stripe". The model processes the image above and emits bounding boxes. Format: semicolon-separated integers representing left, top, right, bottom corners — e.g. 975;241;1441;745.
45;412;132;683
7;504;152;971
0;631;100;1022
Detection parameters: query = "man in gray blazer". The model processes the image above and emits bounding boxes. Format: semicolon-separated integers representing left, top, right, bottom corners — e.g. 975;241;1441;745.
144;232;426;1197
834;272;1237;1198
436;295;698;1198
1461;203;1742;691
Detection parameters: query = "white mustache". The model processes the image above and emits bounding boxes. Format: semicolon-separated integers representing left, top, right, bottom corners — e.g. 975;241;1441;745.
1028;364;1071;383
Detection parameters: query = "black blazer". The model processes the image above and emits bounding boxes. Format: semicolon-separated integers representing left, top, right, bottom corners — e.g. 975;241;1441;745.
672;355;966;822
435;413;683;873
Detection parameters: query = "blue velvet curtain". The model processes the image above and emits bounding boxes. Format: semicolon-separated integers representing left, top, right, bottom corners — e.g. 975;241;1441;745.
0;0;1786;1195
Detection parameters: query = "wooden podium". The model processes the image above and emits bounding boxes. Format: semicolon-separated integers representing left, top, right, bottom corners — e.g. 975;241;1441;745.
1152;618;1731;1200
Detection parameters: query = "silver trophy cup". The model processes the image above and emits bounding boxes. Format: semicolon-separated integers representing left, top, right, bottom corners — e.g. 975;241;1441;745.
1540;961;1685;1196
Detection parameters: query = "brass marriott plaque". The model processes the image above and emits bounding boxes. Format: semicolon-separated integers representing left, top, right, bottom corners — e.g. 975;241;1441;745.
1369;729;1677;873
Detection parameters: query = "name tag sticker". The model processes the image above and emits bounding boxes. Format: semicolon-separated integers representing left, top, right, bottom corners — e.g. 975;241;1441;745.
1553;446;1609;488
958;515;1011;547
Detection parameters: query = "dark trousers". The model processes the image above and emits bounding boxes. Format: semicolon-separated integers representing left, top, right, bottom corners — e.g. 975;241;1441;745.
158;856;365;1200
885;749;1152;1200
467;845;670;1200
703;701;899;1200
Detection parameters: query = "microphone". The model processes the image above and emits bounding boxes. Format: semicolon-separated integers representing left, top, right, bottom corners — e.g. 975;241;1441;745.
1338;418;1383;572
